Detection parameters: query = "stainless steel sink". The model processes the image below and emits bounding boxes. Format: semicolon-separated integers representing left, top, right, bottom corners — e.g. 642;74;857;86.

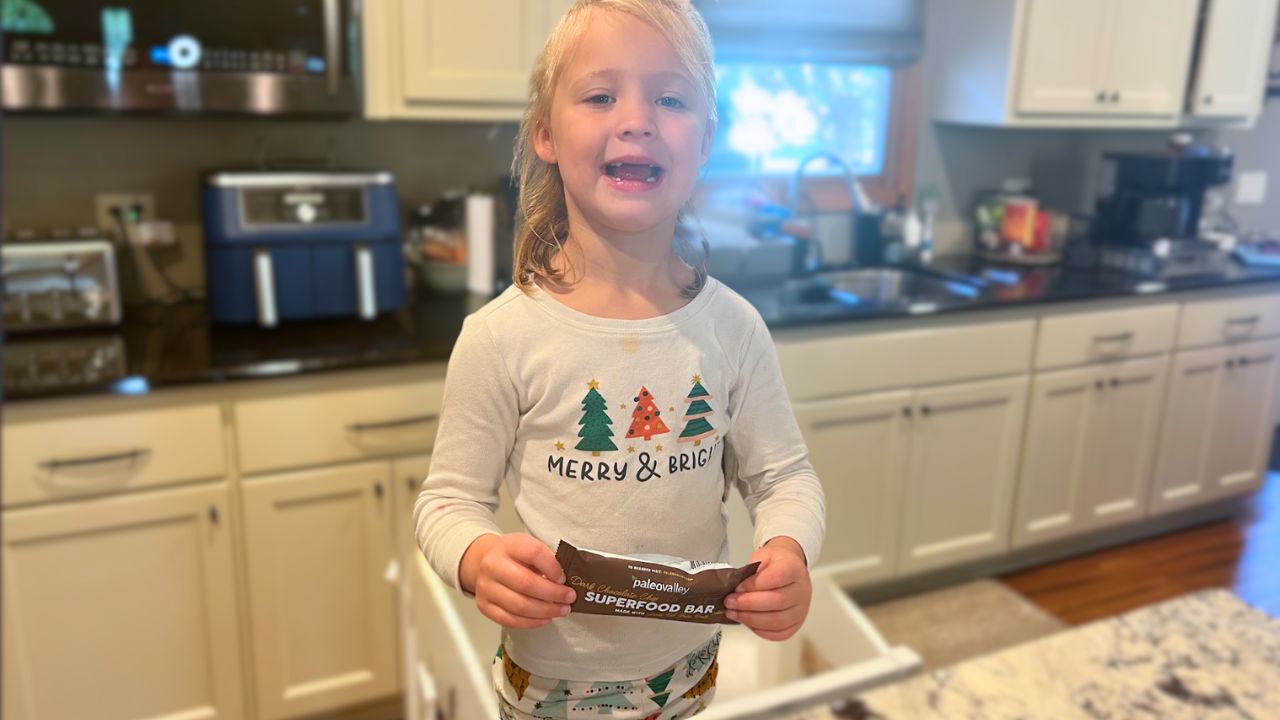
782;267;982;314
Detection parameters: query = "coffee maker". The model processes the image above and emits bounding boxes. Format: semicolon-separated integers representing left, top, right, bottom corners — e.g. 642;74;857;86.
1090;150;1234;277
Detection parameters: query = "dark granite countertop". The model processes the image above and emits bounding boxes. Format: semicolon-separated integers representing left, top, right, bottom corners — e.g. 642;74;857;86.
6;256;1280;403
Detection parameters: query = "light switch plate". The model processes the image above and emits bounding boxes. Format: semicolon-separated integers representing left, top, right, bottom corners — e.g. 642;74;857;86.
1235;171;1268;205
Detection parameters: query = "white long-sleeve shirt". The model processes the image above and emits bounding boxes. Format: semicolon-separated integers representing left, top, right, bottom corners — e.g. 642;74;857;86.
414;276;826;680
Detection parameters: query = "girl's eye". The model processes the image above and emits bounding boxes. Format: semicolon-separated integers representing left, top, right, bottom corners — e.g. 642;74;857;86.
586;94;614;105
657;96;686;109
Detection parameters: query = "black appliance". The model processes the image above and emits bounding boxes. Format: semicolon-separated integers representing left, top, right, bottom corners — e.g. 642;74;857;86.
1093;151;1233;246
2;0;359;115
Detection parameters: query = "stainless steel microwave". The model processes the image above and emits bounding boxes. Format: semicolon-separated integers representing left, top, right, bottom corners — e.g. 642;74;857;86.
2;0;360;115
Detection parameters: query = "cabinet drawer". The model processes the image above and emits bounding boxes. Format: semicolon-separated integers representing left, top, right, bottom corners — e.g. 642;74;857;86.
2;403;226;507
236;380;444;475
777;319;1035;402
1177;294;1280;349
1036;304;1177;369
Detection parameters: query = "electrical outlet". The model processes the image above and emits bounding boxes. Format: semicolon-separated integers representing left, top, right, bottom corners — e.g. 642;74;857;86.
95;193;157;239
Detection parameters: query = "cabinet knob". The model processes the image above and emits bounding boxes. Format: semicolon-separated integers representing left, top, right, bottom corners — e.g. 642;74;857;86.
1226;359;1236;369
1096;90;1107;102
902;406;914;418
209;506;220;525
1204;95;1214;105
1110;377;1120;388
920;405;932;416
1239;356;1249;367
374;482;384;500
1095;380;1105;390
1109;91;1120;103
406;476;418;492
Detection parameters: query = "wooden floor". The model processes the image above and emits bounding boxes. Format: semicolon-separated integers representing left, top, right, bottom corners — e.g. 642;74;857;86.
1001;470;1280;626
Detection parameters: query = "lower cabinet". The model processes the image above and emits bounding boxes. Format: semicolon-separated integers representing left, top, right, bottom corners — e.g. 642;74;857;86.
897;375;1029;574
2;484;245;720
794;390;911;586
799;375;1028;583
1012;355;1168;548
241;462;399;720
1150;338;1280;515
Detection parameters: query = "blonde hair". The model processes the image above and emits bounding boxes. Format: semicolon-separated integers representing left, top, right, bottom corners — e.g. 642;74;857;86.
511;0;717;298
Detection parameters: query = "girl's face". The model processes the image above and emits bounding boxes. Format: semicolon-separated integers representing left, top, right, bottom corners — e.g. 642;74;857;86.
534;10;714;239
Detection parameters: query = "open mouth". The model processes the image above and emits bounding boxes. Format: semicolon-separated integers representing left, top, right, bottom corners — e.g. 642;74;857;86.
602;162;664;184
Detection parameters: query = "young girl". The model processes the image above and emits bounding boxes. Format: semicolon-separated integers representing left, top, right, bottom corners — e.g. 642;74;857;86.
415;1;826;717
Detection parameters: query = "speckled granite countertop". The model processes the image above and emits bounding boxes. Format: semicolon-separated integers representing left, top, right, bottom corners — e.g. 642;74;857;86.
847;588;1280;719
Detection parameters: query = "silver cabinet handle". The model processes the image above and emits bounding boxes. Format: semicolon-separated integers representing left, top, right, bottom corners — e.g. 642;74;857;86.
322;0;341;96
38;448;151;471
347;413;439;433
1093;331;1134;343
1225;315;1260;326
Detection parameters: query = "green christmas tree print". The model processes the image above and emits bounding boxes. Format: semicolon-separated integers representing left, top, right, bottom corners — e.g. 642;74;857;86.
531;678;571;719
678;374;717;446
575;379;617;456
573;681;638;713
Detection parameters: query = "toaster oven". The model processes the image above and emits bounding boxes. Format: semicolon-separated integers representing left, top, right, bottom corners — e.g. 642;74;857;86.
2;240;124;332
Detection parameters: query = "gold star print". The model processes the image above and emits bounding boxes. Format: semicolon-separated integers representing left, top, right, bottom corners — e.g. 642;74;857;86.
669;406;675;412
620;403;628;409
587;378;600;390
656;444;664;452
554;441;565;451
627;446;636;453
691;373;702;384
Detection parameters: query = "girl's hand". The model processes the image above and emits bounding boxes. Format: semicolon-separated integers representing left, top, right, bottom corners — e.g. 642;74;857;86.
459;533;576;630
723;536;812;641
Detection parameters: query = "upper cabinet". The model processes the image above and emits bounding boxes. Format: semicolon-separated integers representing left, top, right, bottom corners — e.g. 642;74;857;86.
1187;0;1280;120
929;0;1274;128
364;0;574;120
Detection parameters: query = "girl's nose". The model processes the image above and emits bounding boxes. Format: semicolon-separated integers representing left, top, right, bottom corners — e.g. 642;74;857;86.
616;99;656;139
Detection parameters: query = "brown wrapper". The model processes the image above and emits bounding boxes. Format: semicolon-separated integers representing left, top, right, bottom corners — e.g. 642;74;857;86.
555;541;759;625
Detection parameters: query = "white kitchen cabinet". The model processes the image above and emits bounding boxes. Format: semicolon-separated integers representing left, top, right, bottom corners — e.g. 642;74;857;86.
364;0;573;120
1150;339;1280;514
896;376;1029;575
2;484;244;720
930;0;1200;127
792;390;911;586
1188;0;1280;120
242;462;400;720
1013;357;1169;548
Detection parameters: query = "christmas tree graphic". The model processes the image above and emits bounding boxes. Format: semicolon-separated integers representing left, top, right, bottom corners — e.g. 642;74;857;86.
625;385;670;441
573;682;638;713
575;379;617;456
677;374;717;446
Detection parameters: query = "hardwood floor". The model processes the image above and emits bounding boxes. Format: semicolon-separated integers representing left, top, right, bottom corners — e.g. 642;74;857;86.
1001;471;1280;626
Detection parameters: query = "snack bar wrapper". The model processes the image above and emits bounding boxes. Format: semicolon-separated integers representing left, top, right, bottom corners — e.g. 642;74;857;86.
555;541;759;625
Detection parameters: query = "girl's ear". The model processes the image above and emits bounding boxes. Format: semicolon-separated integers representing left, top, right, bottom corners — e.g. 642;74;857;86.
533;120;558;164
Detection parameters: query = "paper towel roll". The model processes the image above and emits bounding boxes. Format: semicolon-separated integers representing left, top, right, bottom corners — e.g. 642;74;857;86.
466;193;496;295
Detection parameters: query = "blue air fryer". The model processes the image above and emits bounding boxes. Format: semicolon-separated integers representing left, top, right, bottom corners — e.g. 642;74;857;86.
202;171;406;327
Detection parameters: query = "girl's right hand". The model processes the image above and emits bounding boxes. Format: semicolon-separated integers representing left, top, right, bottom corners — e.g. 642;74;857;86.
459;533;576;629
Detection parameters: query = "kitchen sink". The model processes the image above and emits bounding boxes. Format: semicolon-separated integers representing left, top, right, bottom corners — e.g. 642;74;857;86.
782;267;983;314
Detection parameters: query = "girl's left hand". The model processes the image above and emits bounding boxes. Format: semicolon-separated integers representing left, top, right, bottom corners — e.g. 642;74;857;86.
723;536;812;641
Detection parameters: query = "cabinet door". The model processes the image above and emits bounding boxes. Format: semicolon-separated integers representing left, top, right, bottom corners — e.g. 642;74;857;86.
1015;0;1112;114
1101;0;1198;116
792;390;911;586
1012;366;1100;548
1150;346;1227;514
3;485;244;720
1079;356;1168;530
242;462;398;720
898;376;1028;574
1204;339;1280;499
1189;0;1280;117
398;0;558;105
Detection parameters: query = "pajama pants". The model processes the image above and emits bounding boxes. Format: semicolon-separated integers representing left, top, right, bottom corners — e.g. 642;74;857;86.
493;631;720;719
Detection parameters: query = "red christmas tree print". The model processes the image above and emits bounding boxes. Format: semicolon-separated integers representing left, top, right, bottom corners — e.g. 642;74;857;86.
625;386;670;441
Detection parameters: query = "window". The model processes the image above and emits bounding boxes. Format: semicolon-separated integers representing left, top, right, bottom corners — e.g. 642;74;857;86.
703;59;922;209
708;61;892;176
